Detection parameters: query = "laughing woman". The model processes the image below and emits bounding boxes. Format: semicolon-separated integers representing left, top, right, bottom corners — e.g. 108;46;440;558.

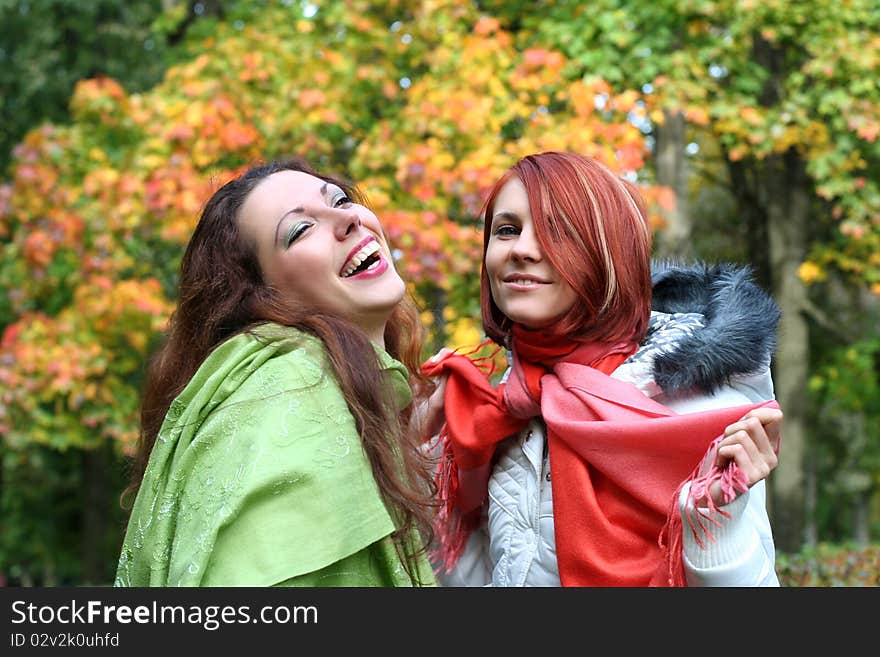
115;159;436;587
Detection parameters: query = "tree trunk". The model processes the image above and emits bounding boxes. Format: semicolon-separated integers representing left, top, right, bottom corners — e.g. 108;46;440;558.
804;447;818;547
81;446;107;585
727;159;772;290
854;492;870;547
653;110;693;261
765;149;810;553
845;412;872;546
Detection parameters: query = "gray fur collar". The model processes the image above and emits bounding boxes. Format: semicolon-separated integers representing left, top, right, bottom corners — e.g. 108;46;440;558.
649;261;780;398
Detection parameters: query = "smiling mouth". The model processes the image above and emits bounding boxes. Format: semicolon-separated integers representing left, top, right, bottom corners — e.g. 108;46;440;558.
504;278;546;286
340;240;382;278
502;273;549;286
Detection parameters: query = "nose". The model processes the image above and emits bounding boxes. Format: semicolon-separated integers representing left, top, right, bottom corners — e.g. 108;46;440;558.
325;207;361;240
509;224;542;262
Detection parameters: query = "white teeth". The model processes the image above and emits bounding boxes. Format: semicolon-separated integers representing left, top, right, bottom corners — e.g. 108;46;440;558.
509;279;539;286
341;240;381;277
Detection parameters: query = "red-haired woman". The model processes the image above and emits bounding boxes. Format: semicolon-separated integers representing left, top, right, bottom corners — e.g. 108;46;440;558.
423;151;783;587
115;159;437;586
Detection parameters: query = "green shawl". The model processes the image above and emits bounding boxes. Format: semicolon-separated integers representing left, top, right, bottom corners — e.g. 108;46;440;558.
115;324;435;587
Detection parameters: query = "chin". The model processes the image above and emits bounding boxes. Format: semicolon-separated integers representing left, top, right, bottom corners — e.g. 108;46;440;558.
500;309;556;329
361;292;406;323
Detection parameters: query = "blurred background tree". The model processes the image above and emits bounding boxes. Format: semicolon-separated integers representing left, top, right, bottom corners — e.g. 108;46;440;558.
1;0;877;585
0;0;236;175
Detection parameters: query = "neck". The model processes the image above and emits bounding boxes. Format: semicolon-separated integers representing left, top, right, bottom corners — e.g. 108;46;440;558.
349;310;389;351
366;324;386;351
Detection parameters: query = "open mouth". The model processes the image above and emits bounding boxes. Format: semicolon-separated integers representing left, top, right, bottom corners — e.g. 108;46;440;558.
340;240;382;278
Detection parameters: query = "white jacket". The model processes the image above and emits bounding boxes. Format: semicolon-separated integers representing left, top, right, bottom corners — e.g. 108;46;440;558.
438;311;780;587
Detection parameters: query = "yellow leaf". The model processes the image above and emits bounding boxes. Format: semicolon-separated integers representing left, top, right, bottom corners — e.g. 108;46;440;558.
740;107;763;126
797;261;824;285
650;109;666;125
449;318;481;349
684;107;709;126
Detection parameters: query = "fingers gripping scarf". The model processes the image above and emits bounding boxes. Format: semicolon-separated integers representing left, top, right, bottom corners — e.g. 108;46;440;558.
421;325;780;587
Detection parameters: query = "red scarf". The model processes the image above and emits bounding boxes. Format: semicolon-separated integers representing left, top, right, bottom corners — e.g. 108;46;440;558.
421;325;781;587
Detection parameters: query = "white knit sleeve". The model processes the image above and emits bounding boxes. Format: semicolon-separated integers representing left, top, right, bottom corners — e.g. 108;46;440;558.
660;365;779;587
679;479;779;586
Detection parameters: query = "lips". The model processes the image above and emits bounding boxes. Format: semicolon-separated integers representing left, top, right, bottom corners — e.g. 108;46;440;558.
502;272;550;284
339;236;381;277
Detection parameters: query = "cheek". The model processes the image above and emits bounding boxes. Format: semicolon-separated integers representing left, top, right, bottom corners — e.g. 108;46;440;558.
389;269;408;301
361;213;386;239
278;256;308;283
271;252;330;300
483;256;502;297
556;285;579;315
484;246;502;279
487;279;504;308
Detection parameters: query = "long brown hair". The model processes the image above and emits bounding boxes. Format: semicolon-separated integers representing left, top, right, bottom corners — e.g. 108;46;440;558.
123;158;436;583
480;151;653;346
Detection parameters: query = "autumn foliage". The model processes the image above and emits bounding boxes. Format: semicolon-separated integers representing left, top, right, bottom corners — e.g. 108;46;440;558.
0;0;660;459
3;0;879;584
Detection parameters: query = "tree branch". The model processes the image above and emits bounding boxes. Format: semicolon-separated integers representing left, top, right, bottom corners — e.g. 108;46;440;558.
800;297;856;344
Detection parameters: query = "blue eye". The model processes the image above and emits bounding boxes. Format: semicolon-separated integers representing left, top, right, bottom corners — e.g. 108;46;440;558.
493;224;520;236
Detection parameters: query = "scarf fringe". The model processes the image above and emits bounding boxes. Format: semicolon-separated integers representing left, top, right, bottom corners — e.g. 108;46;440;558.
659;436;751;586
459;339;505;379
424;339;505;574
429;432;480;573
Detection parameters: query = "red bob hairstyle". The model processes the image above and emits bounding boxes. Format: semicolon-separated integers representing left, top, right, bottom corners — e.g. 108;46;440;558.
480;151;653;346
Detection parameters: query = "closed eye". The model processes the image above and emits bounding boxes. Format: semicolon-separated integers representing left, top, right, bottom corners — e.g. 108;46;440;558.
332;193;353;208
285;221;313;247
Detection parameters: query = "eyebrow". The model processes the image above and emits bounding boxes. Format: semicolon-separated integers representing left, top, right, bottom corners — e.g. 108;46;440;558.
491;210;520;224
274;182;329;244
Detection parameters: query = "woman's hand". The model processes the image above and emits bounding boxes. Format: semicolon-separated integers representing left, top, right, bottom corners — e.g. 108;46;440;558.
413;349;452;439
705;406;783;507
